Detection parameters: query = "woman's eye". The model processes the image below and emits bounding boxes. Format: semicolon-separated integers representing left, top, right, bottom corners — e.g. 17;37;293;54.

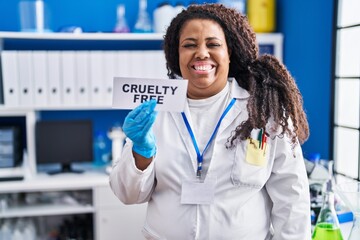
208;43;221;48
183;44;196;48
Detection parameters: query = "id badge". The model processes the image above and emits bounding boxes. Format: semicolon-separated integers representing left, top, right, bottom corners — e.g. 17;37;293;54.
181;177;216;205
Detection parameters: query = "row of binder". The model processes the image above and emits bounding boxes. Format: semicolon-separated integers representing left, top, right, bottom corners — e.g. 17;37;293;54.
0;50;168;108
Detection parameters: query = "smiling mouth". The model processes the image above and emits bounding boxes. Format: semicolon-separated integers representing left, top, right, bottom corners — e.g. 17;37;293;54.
192;64;215;72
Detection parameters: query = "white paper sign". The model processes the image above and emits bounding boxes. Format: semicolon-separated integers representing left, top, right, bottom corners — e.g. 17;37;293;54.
112;77;188;112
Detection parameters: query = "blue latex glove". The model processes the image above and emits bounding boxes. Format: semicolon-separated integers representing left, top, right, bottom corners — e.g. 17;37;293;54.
122;100;158;158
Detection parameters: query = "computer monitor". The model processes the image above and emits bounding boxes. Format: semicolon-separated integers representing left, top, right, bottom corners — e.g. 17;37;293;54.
35;120;93;174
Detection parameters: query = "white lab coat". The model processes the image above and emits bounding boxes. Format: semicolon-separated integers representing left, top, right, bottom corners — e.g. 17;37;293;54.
110;79;311;240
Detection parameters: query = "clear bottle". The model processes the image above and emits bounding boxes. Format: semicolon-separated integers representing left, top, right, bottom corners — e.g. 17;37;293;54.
134;0;152;33
23;218;37;240
0;219;13;240
113;4;130;33
312;161;344;240
93;131;109;166
107;123;125;164
12;218;25;240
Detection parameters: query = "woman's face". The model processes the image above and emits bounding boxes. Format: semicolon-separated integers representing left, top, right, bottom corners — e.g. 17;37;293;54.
178;19;230;99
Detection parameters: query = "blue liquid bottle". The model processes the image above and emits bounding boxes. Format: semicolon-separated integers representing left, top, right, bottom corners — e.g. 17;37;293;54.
93;131;110;166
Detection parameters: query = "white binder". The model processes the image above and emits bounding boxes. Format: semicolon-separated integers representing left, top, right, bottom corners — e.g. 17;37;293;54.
116;50;131;78
103;51;117;107
128;51;144;78
47;51;62;106
155;50;168;79
32;51;48;107
60;51;76;106
143;50;167;79
142;51;154;78
75;51;90;106
89;51;105;106
1;51;20;107
17;51;34;106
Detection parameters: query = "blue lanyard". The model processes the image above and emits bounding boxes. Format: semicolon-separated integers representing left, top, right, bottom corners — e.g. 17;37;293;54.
181;98;236;178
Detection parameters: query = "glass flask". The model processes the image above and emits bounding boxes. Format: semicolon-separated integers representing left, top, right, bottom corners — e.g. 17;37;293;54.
335;181;360;240
312;161;344;240
113;4;130;33
134;0;152;33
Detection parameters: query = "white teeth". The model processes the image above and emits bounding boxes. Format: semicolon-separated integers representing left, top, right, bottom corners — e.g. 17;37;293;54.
194;65;212;71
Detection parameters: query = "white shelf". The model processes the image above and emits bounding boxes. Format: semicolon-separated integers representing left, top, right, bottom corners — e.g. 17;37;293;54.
0;105;115;112
256;33;283;42
0;171;105;219
0;171;109;193
0;31;164;41
0;108;32;116
0;203;94;218
0;166;25;178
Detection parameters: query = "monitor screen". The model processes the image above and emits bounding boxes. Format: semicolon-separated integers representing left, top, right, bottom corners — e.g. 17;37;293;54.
35;120;93;174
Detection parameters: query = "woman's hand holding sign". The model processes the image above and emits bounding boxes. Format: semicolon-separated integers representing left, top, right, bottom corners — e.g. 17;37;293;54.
123;100;158;165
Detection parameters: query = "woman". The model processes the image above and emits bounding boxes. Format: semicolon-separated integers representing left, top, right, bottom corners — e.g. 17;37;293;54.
110;4;311;240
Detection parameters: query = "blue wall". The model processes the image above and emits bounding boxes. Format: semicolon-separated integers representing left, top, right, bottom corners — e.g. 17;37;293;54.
277;0;335;159
0;0;335;159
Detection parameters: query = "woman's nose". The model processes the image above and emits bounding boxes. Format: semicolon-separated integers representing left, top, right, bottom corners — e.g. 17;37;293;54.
195;45;209;59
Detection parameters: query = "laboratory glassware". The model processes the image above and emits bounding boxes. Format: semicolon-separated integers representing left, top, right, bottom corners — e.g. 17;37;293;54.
114;4;130;33
335;181;360;240
107;124;126;173
312;161;344;240
134;0;152;33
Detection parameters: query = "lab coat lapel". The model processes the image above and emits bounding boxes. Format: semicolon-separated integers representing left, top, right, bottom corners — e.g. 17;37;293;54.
217;100;243;135
170;104;199;173
217;79;250;135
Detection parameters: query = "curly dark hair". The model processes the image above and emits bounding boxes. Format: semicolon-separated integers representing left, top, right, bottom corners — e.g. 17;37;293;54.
163;3;309;147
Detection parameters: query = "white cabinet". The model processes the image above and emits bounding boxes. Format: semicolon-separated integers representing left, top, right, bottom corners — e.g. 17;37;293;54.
94;186;147;240
0;172;147;239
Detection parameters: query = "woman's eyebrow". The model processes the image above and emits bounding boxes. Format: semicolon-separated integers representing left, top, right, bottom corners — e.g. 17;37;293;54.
181;37;220;42
181;37;196;42
205;37;221;41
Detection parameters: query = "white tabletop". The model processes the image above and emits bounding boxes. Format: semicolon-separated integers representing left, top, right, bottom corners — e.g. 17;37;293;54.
0;169;109;193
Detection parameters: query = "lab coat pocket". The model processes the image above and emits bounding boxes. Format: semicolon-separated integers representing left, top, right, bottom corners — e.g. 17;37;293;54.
246;138;267;166
231;138;270;189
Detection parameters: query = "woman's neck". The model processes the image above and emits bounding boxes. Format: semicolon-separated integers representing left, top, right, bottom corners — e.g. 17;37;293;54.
187;81;229;100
